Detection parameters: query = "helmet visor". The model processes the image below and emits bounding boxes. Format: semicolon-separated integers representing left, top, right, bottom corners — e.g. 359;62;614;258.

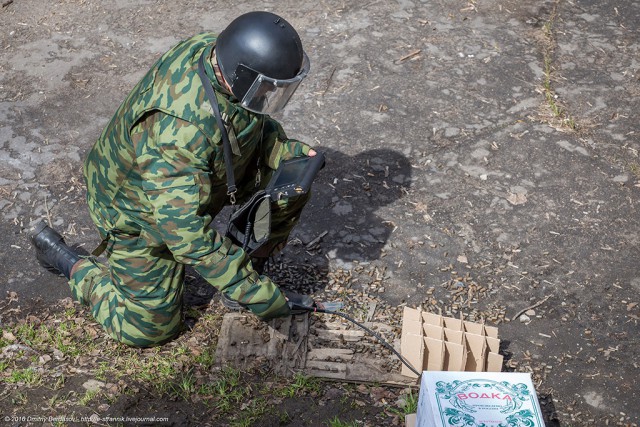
239;53;310;114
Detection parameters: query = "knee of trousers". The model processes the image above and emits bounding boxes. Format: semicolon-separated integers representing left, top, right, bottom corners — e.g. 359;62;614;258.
70;262;183;347
108;307;183;348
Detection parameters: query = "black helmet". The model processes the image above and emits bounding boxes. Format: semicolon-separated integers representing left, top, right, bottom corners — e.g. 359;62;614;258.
216;11;310;114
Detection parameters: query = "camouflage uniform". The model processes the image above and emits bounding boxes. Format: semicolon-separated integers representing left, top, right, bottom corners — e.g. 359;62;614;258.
69;33;312;347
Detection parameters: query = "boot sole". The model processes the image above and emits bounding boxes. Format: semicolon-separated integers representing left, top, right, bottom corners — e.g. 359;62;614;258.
220;293;244;311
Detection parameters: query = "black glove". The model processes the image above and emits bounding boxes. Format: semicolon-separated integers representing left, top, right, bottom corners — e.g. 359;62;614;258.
284;290;315;314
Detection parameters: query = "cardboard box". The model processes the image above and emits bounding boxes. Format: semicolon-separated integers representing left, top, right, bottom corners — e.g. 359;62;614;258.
400;307;503;376
415;371;545;427
443;341;466;371
464;333;487;372
401;332;424;378
423;337;445;371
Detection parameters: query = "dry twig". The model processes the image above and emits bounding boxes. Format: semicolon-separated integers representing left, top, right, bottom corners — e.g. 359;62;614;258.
306;230;328;249
395;49;421;64
511;294;552;321
322;66;336;96
44;195;53;226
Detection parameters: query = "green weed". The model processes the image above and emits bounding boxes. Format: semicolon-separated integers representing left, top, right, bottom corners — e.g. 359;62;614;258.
277;372;321;398
195;347;216;369
327;416;359;427
6;367;42;385
94;361;111;381
231;397;269;427
79;389;99;406
279;410;292;424
14;322;39;346
388;389;419;421
170;371;197;399
12;391;28;406
52;374;66;390
402;389;418;414
539;7;577;131
47;393;64;409
213;366;247;412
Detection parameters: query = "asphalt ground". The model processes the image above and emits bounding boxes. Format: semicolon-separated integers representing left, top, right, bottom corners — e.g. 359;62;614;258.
1;0;639;424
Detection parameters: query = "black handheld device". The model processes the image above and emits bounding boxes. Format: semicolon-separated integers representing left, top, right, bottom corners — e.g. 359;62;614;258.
225;151;325;254
265;152;325;200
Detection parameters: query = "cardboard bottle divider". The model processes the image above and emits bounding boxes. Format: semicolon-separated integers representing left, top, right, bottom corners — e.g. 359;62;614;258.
400;307;504;378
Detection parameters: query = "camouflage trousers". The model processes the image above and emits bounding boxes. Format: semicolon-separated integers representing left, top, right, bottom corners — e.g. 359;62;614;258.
68;193;310;347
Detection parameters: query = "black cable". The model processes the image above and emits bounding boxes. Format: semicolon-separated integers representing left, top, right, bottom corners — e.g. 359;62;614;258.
313;308;422;378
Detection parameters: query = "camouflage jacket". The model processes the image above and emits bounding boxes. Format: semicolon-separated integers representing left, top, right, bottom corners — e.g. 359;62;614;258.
84;33;307;319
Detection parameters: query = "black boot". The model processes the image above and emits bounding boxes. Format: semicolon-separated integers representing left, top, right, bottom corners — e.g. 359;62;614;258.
30;221;81;280
220;292;244;311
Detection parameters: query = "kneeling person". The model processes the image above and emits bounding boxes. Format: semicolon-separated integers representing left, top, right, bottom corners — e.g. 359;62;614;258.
31;11;317;347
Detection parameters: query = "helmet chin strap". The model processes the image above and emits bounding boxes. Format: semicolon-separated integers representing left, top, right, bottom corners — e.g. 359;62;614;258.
211;49;233;95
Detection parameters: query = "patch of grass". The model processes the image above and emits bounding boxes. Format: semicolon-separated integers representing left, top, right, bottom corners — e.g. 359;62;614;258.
79;389;99;406
94;361;111;381
279;410;292;424
12;391;28;406
52;374;66;390
171;343;190;357
63;307;78;318
213;366;248;412
327;416;359;427
0;301;234;423
628;161;640;180
277;372;321;398
14;322;39;346
124;352;179;395
231;397;269;427
538;2;577;131
169;370;197;399
197;383;217;397
6;367;42;385
194;346;216;369
388;389;419;421
10;317;98;358
47;393;64;409
52;321;87;357
47;391;75;409
184;307;201;319
401;389;418;414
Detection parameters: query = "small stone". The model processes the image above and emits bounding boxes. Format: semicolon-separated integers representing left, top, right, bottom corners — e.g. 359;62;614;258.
525;309;536;316
82;379;105;392
519;314;531;323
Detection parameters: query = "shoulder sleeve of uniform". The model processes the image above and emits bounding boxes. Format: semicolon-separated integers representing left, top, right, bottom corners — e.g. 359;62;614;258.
137;112;289;319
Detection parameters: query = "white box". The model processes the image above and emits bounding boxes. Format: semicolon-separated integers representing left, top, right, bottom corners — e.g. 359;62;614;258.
416;371;545;427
